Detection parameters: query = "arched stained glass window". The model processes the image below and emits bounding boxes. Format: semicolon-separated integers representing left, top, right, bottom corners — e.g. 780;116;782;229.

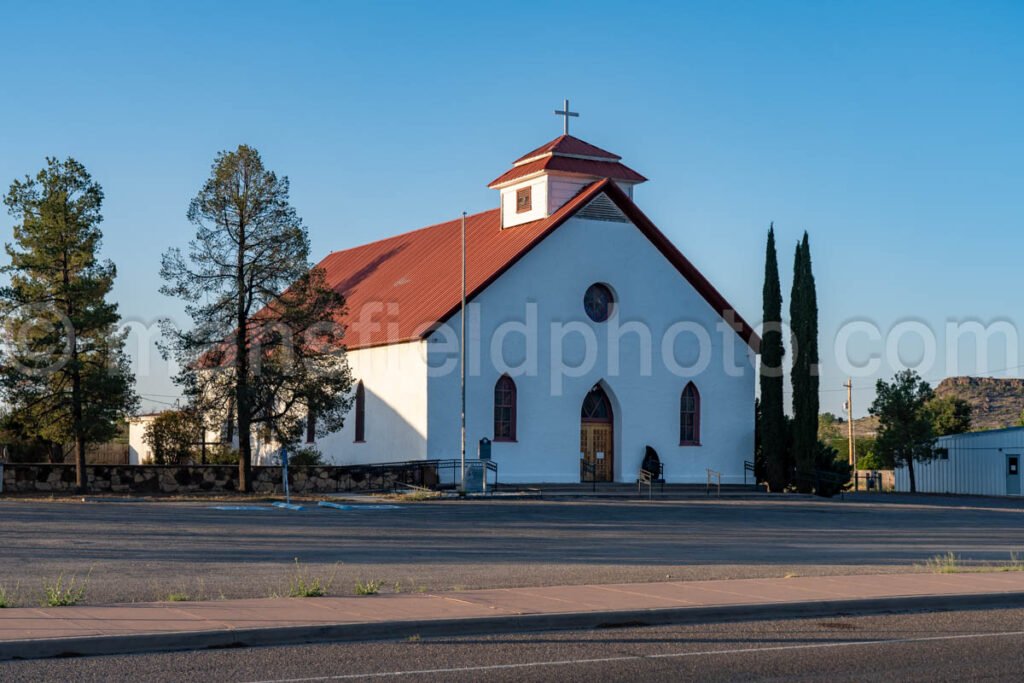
680;382;700;445
494;375;517;441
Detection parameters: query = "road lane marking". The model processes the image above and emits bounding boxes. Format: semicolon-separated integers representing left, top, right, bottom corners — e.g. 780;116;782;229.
243;629;1024;682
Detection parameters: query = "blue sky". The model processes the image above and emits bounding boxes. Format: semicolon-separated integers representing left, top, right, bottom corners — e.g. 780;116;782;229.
1;1;1022;415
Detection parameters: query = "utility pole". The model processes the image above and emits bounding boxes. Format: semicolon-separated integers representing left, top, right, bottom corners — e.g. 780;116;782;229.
844;378;857;490
460;212;467;492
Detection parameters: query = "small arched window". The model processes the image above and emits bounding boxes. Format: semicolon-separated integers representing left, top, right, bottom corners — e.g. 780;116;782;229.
305;407;316;444
680;383;701;445
354;381;366;443
494;375;517;441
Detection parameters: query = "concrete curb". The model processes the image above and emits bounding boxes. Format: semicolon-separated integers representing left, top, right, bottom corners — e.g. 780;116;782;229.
3;590;1024;662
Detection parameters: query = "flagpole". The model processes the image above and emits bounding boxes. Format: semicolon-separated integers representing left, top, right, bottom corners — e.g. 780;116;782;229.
460;211;467;491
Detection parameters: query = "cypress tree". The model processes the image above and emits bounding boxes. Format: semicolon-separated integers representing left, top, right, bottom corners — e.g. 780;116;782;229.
790;232;819;490
760;225;787;491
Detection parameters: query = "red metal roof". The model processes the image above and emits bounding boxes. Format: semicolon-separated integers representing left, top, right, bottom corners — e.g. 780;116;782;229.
488;155;648;188
319;180;758;352
514;135;622;163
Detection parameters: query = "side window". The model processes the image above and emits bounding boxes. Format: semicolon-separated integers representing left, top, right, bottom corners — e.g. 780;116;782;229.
354;381;366;442
680;382;701;445
494;375;517;441
305;407;316;444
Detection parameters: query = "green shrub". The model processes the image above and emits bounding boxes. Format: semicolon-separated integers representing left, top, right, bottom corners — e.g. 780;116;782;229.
287;446;325;468
204;445;240;465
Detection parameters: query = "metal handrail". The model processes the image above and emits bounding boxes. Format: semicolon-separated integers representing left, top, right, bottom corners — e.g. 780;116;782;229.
433;458;499;492
580;460;596;493
743;460;755;485
706;468;722;497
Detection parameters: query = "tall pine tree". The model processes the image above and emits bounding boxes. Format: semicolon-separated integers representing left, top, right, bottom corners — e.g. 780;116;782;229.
0;158;138;491
760;225;788;491
160;146;354;493
789;232;819;490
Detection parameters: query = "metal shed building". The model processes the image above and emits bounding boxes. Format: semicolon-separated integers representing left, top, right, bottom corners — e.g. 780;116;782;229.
894;427;1024;496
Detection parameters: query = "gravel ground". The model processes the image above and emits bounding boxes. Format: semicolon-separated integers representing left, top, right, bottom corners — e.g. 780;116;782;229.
0;495;1022;606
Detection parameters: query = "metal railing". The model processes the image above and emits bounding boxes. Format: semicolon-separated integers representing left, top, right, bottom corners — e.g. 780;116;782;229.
706;468;722;497
743;460;755;485
331;460;440;492
434;459;498;493
304;458;498;494
580;460;597;493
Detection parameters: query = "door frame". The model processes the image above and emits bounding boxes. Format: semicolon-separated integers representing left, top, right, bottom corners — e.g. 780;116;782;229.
1007;454;1021;496
580;383;615;482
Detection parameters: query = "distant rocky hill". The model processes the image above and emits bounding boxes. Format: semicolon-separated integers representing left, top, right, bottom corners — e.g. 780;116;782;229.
933;376;1024;431
850;376;1024;437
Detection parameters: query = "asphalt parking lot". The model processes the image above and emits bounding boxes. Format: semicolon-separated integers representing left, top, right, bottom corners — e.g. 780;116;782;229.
0;495;1022;605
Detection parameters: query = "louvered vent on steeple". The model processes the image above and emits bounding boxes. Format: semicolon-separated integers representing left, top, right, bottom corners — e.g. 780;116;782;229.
578;193;628;223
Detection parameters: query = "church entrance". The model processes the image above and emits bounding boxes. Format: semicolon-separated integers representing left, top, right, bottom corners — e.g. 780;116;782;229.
580;384;614;482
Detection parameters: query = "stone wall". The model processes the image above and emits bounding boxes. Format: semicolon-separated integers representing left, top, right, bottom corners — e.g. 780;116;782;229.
0;462;440;495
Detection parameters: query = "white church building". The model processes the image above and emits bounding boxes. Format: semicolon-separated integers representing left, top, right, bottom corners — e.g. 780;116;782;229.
298;129;760;484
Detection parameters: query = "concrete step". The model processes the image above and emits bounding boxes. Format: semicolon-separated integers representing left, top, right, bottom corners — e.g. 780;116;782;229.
502;482;764;498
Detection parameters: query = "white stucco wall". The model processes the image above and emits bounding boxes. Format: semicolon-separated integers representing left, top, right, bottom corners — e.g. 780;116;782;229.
500;177;548;228
425;210;756;483
894;428;1024;496
128;415;158;464
314;340;429;465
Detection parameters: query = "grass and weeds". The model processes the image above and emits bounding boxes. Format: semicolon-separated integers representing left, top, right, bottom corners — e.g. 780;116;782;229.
0;583;17;608
152;577;210;603
42;572;90;607
355;579;382;596
287;558;338;598
924;551;961;573
378;489;442;502
922;551;1024;574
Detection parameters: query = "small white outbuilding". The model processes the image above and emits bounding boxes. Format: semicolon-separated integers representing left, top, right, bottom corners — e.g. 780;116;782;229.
127;413;161;465
894;427;1024;497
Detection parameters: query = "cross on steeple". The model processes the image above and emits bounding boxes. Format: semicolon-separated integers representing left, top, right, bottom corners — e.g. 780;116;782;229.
554;98;579;135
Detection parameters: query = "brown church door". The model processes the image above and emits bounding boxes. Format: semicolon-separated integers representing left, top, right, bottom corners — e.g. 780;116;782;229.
580;385;614;482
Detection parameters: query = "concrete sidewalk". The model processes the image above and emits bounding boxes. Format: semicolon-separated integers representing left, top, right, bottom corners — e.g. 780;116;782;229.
3;572;1024;661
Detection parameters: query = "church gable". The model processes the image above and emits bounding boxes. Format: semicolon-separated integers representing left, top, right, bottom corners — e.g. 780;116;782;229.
439;179;759;350
310;135;758;353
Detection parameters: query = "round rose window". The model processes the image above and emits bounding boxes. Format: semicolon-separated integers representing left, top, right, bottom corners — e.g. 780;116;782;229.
584;283;614;323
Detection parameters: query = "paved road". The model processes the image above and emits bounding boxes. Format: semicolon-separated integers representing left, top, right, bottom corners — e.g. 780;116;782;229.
1;496;1022;604
3;607;1023;681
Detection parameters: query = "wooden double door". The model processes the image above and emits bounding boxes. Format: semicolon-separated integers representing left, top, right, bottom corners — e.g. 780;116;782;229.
580;385;614;482
580;422;614;482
